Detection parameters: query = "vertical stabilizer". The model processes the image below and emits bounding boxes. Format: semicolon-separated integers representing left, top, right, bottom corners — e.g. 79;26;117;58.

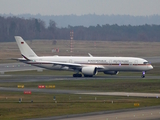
15;36;38;58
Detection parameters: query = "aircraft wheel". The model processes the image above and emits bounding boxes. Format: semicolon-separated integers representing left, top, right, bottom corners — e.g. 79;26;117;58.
78;74;82;77
73;74;82;77
84;75;93;77
141;75;145;78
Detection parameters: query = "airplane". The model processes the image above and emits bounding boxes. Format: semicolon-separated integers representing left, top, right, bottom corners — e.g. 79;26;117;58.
14;36;153;78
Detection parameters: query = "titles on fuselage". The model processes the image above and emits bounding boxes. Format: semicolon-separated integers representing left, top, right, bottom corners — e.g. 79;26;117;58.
88;60;106;63
88;60;130;64
113;60;129;64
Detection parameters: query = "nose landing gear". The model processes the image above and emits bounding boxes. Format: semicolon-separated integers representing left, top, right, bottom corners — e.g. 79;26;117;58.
141;71;145;78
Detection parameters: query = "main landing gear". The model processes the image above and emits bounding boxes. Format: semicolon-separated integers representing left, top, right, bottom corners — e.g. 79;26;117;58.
141;71;145;78
73;74;82;77
73;74;93;77
84;75;93;77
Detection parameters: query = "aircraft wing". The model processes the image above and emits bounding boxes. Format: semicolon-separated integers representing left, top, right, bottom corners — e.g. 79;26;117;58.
31;61;82;68
30;61;104;69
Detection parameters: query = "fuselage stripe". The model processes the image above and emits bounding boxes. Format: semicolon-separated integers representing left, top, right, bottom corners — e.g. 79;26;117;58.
28;62;151;66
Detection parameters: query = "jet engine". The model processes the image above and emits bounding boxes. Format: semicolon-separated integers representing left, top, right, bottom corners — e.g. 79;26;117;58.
103;71;119;75
81;66;97;76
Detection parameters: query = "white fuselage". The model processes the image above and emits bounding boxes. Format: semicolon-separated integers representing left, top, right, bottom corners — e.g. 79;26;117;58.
15;36;153;77
22;56;153;72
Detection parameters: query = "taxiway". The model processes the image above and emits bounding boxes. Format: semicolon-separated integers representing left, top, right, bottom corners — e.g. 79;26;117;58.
27;106;160;120
0;58;159;120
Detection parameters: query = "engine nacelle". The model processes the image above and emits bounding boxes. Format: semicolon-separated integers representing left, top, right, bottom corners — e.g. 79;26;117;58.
81;66;97;76
103;71;119;75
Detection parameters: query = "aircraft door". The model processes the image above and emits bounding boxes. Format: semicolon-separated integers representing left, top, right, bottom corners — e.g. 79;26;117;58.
69;59;72;63
109;60;112;65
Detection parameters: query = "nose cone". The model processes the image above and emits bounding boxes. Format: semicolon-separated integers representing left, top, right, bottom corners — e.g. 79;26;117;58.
149;65;153;70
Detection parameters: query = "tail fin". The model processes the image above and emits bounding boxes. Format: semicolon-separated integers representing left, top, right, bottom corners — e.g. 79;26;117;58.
15;36;38;58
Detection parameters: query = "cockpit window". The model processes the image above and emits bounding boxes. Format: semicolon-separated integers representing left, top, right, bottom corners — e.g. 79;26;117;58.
143;62;149;65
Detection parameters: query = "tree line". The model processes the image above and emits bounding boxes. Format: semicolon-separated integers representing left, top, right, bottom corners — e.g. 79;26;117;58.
0;16;160;42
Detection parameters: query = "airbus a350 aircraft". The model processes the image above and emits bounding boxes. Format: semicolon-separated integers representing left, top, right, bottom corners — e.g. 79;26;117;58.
15;36;153;78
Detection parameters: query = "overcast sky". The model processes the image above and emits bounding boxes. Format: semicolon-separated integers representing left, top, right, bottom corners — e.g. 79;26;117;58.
0;0;160;16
